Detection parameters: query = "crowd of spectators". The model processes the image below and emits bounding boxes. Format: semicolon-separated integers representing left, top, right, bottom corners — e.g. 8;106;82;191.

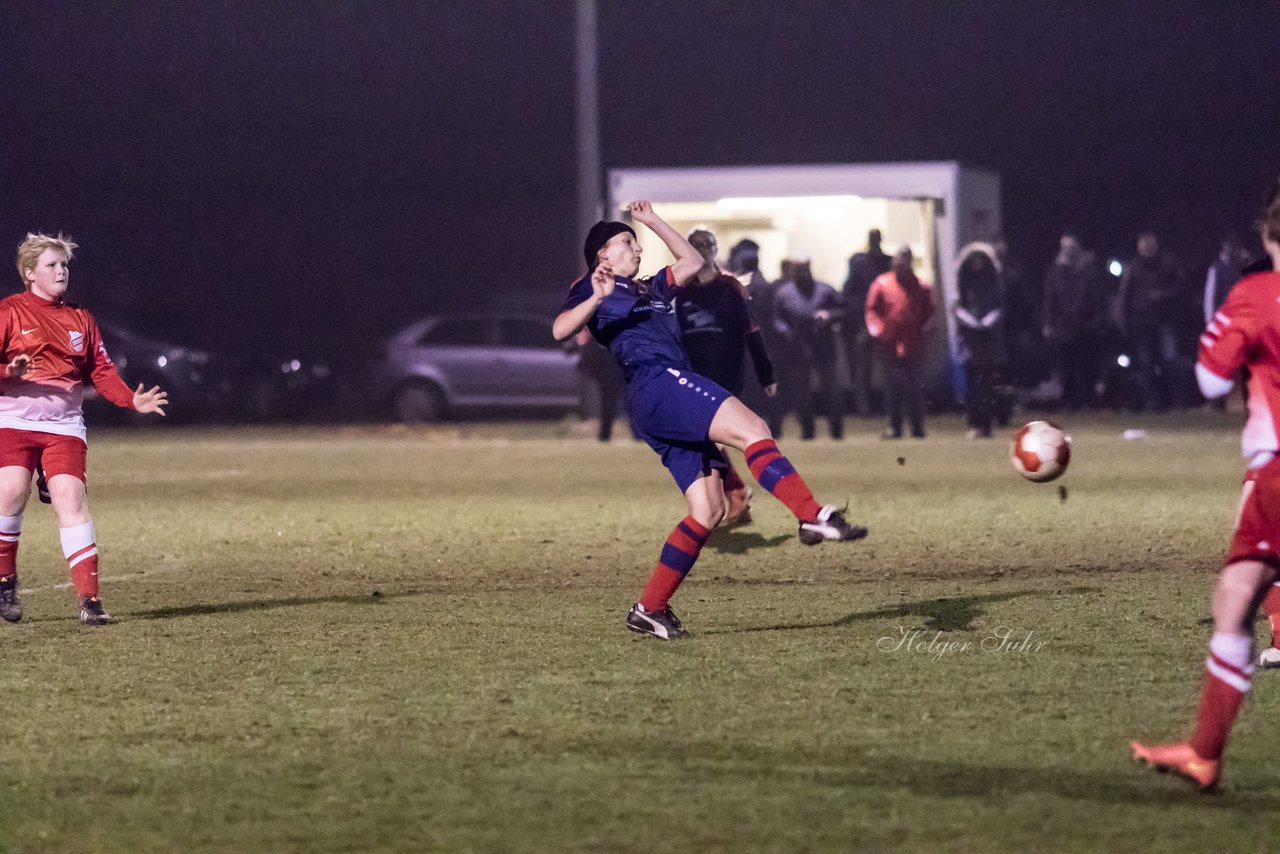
1005;229;1267;415
728;226;1271;440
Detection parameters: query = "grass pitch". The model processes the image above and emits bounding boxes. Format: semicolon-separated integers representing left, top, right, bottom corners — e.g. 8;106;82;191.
2;413;1278;852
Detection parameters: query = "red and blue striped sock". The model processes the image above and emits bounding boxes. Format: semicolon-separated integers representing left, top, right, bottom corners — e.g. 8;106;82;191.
638;516;711;611
744;439;822;522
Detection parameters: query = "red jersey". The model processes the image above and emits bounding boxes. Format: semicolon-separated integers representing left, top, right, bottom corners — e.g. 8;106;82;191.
0;290;134;440
865;272;934;360
1198;271;1280;461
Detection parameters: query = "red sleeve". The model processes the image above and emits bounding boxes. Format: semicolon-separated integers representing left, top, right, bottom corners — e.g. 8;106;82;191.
0;301;13;362
1198;282;1255;381
84;315;135;409
865;278;885;338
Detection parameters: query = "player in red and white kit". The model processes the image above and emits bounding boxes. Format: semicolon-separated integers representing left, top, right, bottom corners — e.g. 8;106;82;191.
0;234;167;626
1130;182;1280;791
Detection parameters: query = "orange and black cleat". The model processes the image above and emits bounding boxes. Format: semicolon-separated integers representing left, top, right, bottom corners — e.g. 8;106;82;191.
1130;740;1220;793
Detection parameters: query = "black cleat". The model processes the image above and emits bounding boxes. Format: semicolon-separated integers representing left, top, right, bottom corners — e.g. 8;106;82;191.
79;596;112;626
0;574;21;623
626;602;688;640
799;505;869;545
35;468;50;505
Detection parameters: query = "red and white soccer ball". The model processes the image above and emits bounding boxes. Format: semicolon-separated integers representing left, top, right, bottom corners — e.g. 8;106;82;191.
1010;420;1071;482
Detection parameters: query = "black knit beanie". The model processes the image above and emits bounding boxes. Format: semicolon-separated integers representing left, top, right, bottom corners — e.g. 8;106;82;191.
583;221;636;270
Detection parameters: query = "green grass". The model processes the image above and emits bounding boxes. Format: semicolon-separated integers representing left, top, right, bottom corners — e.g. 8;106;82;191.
2;413;1279;852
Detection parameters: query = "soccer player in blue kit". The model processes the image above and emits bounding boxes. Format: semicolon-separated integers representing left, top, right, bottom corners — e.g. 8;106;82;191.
554;201;867;640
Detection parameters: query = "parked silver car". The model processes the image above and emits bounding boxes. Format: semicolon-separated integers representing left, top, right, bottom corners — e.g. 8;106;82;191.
373;314;579;423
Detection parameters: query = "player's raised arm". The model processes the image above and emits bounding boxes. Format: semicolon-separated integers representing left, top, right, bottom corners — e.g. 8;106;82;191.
553;263;615;341
627;201;702;286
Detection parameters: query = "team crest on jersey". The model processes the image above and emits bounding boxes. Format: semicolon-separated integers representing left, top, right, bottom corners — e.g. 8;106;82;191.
68;330;84;353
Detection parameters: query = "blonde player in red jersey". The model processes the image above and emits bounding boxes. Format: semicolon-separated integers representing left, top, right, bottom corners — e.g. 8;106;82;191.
1130;182;1280;791
0;234;167;626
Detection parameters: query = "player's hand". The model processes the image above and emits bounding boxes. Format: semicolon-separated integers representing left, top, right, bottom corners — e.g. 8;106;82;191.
4;354;31;378
814;310;831;324
133;384;168;416
591;262;616;301
764;382;778;398
626;200;659;225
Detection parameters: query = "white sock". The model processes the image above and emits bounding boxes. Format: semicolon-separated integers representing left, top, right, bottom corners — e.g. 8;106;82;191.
59;520;96;563
1209;632;1254;677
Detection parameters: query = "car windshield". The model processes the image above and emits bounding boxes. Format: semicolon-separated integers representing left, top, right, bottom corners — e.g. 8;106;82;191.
417;319;492;347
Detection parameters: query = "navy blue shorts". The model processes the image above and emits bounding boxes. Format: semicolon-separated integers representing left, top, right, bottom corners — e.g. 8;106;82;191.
629;367;731;493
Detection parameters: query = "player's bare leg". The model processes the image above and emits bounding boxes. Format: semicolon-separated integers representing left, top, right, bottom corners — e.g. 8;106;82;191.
48;474;110;625
1132;559;1277;791
708;397;866;543
0;466;31;623
718;448;753;527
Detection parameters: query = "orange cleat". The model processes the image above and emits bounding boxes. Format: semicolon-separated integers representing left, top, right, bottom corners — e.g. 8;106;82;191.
1130;740;1220;792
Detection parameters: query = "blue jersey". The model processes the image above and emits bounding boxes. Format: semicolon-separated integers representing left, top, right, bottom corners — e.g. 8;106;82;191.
559;266;689;382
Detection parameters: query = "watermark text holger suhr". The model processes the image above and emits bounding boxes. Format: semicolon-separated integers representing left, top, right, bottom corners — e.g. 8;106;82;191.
876;626;1049;662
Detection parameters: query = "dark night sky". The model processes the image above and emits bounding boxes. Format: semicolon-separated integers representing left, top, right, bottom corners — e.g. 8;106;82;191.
4;1;1279;356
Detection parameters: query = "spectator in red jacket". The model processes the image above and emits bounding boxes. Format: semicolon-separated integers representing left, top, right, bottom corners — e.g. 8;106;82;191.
866;247;934;438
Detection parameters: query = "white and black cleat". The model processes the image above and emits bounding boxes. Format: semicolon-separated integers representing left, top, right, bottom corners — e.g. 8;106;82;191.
79;596;112;626
626;602;689;640
798;505;868;545
1258;646;1280;669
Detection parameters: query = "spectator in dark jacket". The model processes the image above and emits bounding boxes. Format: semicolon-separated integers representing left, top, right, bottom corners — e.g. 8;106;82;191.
995;236;1043;389
773;259;843;440
1042;233;1110;409
842;229;891;416
727;239;779;417
1203;234;1252;326
953;243;1005;437
679;231;776;399
1117;231;1190;409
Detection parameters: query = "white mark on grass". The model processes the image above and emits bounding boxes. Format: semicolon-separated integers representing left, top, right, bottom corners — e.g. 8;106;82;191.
18;565;186;595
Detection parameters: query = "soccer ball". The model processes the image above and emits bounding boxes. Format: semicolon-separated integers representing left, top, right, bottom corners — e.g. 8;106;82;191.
1010;420;1071;482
